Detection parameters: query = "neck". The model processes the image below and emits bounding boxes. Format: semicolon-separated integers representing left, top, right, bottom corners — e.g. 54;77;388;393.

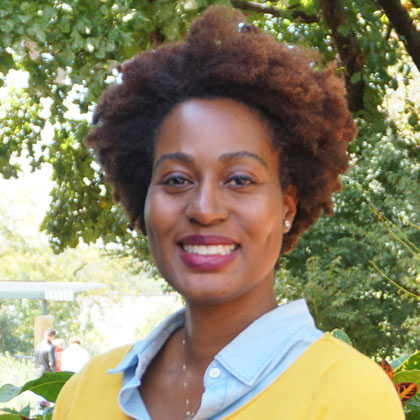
183;285;277;371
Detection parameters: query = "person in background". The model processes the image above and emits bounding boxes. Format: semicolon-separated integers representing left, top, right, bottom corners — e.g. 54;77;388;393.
53;338;65;372
60;336;90;373
34;328;57;377
34;328;57;415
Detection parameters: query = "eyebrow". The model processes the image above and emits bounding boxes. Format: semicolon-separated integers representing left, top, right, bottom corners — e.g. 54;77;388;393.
153;150;267;172
154;153;194;172
218;151;267;168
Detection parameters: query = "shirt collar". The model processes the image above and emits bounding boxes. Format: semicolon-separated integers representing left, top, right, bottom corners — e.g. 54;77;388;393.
108;308;185;377
109;299;317;386
215;299;317;386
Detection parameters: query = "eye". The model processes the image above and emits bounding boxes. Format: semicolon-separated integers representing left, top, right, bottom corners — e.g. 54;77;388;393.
226;175;256;186
161;175;193;186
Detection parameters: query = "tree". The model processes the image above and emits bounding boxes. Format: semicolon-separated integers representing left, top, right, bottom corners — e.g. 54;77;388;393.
0;174;161;354
1;0;419;356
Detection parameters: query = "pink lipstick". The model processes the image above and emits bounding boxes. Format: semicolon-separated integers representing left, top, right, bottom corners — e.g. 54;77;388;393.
178;235;239;271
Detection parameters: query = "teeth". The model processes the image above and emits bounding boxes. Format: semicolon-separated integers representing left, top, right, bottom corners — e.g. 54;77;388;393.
182;244;236;255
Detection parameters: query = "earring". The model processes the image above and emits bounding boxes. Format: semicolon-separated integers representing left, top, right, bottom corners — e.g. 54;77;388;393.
284;220;291;228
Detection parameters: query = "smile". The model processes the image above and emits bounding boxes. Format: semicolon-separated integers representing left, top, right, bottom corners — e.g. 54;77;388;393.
182;244;236;255
178;235;239;271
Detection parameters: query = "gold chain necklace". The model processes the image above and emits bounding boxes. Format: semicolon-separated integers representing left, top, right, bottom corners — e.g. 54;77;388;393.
182;332;199;420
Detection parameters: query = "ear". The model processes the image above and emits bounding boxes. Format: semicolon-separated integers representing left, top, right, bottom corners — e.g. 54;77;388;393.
282;184;298;233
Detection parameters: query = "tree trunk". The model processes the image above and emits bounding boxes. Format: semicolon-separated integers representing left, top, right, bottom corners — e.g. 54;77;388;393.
231;0;318;23
378;0;420;71
320;0;366;111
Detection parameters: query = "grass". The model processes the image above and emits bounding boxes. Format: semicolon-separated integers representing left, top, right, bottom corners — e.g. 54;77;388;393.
0;352;38;413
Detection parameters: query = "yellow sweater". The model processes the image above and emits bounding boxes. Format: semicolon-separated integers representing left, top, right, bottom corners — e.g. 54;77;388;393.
53;334;404;419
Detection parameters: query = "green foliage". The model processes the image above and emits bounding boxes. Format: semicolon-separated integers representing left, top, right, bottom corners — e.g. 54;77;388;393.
0;371;71;419
0;372;73;404
395;352;420;419
330;328;352;346
0;354;36;414
0;175;162;355
276;113;420;357
396;351;420;373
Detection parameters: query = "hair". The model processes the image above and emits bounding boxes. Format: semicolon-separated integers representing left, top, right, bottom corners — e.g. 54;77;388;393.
69;336;82;345
85;6;357;254
45;328;56;338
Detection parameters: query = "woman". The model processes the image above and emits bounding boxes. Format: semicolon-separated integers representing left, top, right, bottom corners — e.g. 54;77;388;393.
53;6;404;420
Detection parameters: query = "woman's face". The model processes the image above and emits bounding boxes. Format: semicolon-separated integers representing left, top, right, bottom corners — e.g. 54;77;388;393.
144;98;296;305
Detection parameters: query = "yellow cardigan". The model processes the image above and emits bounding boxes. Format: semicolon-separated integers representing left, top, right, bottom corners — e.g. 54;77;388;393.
53;334;404;419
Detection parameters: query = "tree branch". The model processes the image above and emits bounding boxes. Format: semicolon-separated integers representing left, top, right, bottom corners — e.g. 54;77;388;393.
231;0;318;23
377;0;420;72
319;0;366;111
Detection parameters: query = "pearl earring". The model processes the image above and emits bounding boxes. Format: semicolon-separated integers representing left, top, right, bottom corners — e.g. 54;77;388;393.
284;220;291;228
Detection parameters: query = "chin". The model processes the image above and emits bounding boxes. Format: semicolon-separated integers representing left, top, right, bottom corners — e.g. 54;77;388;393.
167;278;236;305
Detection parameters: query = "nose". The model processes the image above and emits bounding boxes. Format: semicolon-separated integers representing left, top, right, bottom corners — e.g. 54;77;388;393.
185;179;228;226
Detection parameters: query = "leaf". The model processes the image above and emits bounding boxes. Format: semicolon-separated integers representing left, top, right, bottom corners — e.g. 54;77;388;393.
394;370;420;389
2;405;31;418
350;72;361;84
331;329;353;346
18;405;31;417
0;384;21;403
408;112;419;127
1;19;14;33
0;403;31;419
0;415;26;420
406;394;420;411
391;355;410;370
406;409;420;420
20;371;73;402
337;24;350;37
44;405;55;419
391;76;398;90
0;372;73;405
396;351;420;373
395;382;418;404
381;359;394;381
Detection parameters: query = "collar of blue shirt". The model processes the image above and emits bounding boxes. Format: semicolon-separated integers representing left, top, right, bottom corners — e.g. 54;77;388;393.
109;299;320;383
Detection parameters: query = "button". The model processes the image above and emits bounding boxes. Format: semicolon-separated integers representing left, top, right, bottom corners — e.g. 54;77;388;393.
209;368;220;378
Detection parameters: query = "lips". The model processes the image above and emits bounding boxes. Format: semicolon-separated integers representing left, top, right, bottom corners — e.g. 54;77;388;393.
177;235;239;270
178;235;238;246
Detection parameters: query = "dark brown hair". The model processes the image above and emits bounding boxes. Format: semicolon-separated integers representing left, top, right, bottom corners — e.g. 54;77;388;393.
85;6;357;254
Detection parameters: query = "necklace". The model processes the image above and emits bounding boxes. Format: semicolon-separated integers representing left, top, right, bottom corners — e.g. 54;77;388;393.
182;332;198;420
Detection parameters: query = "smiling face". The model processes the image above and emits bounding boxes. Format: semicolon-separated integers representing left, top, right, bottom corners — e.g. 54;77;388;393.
144;98;296;306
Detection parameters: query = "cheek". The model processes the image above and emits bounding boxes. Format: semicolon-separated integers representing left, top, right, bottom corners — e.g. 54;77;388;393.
145;189;169;236
243;192;284;254
143;189;154;238
144;189;182;258
144;190;165;259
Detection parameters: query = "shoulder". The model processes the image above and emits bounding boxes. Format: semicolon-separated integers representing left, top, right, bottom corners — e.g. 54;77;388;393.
311;334;390;379
302;334;405;418
53;345;133;420
307;334;394;386
218;334;405;420
70;344;132;380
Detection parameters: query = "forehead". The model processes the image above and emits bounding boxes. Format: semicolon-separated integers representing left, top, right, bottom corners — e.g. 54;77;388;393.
154;98;277;163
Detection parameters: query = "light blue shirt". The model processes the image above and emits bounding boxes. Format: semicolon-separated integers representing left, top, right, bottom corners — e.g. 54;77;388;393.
109;299;324;420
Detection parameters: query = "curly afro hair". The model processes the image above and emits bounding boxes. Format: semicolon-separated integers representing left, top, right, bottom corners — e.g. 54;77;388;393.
85;5;357;254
